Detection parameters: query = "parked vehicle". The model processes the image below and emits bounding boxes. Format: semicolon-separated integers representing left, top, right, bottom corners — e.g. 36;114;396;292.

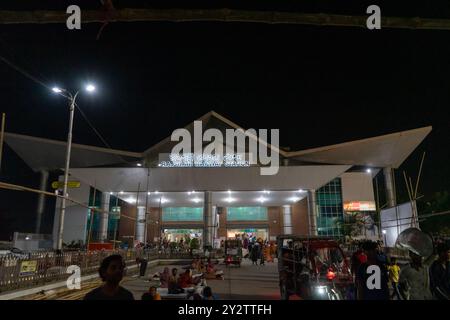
224;240;242;267
277;235;353;300
0;246;29;259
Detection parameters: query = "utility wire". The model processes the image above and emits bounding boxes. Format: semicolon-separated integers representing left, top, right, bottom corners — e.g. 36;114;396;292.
0;52;135;165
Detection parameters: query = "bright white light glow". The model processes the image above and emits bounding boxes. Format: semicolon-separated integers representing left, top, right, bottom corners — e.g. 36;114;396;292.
85;84;96;92
382;230;387;235
154;191;159;194
224;197;235;203
25;236;30;241
52;87;62;93
109;192;113;195
228;190;232;194
147;192;151;195
257;196;268;203
289;196;301;203
263;190;271;194
160;197;169;204
191;197;202;203
297;189;304;193
119;191;124;194
316;286;326;295
137;163;142;167
124;197;136;203
366;168;372;173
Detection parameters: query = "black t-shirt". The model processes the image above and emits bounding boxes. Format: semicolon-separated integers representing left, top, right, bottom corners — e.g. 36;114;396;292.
84;286;135;300
357;263;390;300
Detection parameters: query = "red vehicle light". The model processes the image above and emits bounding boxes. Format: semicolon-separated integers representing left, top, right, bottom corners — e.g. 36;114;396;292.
326;269;336;280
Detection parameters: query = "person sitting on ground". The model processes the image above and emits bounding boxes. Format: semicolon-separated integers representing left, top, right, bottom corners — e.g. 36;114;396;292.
204;258;224;280
168;268;184;294
202;286;219;300
158;267;170;288
84;254;134;300
178;269;200;288
191;258;202;272
141;286;162;300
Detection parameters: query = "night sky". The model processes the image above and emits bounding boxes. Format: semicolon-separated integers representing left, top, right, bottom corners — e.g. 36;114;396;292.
0;1;449;240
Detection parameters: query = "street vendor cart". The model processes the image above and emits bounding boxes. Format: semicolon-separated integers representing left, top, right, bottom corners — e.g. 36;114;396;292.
224;239;242;267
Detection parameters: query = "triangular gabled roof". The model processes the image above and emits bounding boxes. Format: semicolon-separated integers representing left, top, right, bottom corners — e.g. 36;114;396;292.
142;110;288;161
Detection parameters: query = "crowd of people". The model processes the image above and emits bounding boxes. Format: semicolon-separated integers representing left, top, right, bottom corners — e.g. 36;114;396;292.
224;234;276;265
83;254;220;300
351;240;450;300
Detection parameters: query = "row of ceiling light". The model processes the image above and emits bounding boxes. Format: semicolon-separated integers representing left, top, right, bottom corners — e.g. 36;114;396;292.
116;189;307;205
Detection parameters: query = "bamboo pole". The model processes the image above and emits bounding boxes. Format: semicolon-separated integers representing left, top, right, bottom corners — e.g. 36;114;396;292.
1;9;450;31
0;113;5;172
414;152;426;198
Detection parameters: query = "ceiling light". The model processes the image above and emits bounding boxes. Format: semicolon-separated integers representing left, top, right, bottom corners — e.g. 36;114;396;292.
257;196;267;203
289;197;300;203
224;197;235;203
191;197;202;203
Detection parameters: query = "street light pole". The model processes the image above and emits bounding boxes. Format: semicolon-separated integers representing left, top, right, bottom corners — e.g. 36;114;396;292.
52;84;95;250
56;92;78;250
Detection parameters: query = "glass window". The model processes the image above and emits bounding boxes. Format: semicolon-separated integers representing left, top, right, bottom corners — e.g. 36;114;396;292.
316;178;344;237
227;207;268;221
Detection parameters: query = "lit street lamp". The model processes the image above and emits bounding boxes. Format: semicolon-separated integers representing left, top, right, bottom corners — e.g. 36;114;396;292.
52;84;96;250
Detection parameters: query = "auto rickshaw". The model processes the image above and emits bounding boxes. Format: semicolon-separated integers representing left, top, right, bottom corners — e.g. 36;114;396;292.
277;235;353;300
224;240;242;267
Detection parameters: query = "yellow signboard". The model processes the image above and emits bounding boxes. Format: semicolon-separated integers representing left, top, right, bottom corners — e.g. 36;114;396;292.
51;181;81;189
19;260;37;276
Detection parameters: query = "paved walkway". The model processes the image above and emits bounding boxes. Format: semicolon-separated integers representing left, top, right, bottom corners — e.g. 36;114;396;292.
122;258;281;300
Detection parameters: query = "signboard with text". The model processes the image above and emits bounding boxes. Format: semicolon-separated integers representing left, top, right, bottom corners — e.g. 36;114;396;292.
51;181;81;189
19;260;37;277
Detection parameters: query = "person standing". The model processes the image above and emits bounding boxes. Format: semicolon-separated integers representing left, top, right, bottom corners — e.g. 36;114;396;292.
387;257;401;300
250;242;259;265
84;255;134;300
429;243;450;300
260;243;265;266
136;257;148;278
356;241;389;300
398;250;433;300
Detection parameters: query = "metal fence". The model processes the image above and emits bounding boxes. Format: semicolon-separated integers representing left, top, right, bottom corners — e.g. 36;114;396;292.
0;248;194;293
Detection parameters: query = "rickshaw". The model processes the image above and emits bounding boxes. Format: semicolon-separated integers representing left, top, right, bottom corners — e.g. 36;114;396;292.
277;235;353;300
224;240;242;267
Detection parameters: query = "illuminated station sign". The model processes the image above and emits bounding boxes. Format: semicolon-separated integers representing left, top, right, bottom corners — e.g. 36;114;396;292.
159;153;250;168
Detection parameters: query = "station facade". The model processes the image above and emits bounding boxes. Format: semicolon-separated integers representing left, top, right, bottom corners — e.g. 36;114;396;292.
4;111;432;248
